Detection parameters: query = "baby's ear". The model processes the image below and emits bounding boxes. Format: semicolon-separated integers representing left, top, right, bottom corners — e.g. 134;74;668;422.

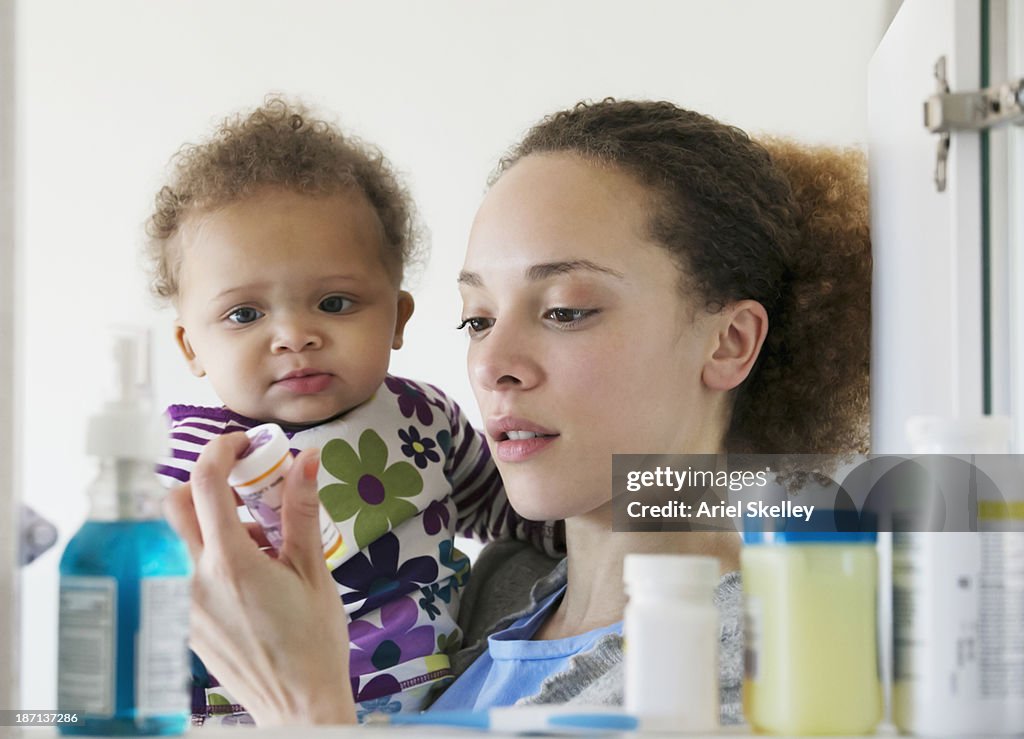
173;321;206;377
701;300;768;392
392;291;415;350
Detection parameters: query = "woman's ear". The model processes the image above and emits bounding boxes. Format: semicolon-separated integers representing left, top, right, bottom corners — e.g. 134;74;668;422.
174;321;206;378
701;300;768;391
391;291;416;350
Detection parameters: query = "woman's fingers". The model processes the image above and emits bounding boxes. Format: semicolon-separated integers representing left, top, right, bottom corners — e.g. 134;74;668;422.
163;483;203;562
188;432;252;554
242;521;273;550
279;449;329;579
172;439;355;725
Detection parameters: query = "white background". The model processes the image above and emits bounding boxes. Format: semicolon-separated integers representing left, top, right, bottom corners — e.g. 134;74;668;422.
13;0;897;707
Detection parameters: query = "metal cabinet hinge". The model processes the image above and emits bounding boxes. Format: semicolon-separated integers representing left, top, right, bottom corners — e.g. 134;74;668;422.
925;56;1024;191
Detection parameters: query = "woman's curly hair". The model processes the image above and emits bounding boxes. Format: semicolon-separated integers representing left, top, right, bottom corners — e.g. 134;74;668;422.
496;99;870;455
145;95;422;300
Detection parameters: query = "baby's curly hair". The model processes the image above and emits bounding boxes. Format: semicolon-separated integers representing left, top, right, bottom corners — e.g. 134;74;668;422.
145;95;422;300
497;99;871;455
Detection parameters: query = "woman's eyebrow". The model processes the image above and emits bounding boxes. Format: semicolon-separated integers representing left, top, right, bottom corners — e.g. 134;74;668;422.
525;260;624;281
457;259;624;287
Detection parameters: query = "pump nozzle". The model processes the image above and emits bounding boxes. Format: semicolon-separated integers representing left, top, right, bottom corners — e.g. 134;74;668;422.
110;328;151;408
86;327;166;462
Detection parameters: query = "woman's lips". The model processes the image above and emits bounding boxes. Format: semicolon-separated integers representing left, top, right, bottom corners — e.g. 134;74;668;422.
273;372;334;394
494;434;557;463
486;418;560;463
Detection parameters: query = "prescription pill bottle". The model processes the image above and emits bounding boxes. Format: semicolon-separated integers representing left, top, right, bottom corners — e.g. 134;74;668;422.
229;423;345;570
624;554;720;732
742;513;881;735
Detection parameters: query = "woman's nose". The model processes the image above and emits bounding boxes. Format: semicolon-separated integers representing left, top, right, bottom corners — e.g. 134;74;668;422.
271;314;323;353
469;322;542;393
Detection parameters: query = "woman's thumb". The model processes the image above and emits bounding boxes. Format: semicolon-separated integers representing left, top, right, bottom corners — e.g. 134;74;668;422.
280;449;328;577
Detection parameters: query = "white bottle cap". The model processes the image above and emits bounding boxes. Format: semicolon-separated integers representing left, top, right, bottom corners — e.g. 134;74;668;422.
228;423;292;489
905;416;1011;454
623;553;719;591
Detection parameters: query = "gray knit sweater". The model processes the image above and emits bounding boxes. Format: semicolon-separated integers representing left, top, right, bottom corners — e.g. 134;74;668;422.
445;540;744;724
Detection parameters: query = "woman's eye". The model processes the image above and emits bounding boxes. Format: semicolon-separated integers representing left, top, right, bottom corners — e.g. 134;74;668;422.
456;317;494;335
227;307;264;324
544;308;595;325
319;295;352;313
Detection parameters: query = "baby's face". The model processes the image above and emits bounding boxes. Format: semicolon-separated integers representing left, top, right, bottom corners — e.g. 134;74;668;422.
173;188;413;426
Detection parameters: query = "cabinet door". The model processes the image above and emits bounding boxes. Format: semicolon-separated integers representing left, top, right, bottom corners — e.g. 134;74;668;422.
1005;1;1024;449
0;0;16;715
869;0;985;453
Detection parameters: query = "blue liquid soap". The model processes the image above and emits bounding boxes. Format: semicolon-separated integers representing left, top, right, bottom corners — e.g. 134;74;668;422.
58;332;193;736
59;515;191;734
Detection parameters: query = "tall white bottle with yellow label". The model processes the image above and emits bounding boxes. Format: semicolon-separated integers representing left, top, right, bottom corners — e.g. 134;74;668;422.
893;416;1024;735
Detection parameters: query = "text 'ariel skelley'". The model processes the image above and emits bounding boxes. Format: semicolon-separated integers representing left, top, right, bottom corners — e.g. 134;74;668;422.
625;499;815;523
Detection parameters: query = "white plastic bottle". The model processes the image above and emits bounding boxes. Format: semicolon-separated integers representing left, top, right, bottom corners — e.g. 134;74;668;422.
228;423;345;570
893;416;1024;735
623;554;720;732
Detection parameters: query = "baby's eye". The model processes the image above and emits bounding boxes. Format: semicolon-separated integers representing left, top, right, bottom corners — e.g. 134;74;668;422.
319;295;353;313
456;317;494;335
227;307;264;324
543;308;596;325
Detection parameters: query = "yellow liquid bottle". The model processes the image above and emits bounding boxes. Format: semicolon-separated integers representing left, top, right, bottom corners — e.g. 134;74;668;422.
742;527;881;735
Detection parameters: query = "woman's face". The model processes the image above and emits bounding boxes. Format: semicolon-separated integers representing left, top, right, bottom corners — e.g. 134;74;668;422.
460;153;725;521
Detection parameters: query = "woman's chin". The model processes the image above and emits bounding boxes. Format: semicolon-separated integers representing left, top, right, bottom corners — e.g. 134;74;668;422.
506;490;607;524
502;488;559;521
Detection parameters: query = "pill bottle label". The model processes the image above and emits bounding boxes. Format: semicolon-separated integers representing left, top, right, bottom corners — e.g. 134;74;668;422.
891;531;916;684
237;475;286;549
744;596;762;680
58;576;117;716
893;531;1024;733
136;576;192;717
978;533;1024;698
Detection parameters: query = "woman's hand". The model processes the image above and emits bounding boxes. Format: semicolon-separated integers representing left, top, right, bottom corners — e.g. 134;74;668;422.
164;433;356;726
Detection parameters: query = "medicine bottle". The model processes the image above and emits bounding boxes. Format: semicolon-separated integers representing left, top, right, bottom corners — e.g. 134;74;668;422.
893;416;1024;735
58;330;191;735
741;513;881;735
228;423;345;570
623;553;720;732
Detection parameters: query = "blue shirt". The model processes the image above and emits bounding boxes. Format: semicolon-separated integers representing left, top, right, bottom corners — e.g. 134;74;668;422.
430;586;623;711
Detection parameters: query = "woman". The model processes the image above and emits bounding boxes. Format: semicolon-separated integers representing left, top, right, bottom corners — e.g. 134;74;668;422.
165;99;870;725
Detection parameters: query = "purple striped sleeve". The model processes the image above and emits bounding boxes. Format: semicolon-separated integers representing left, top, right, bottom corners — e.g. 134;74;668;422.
175;421;228;435
170;431;211;446
171;448;200;462
450;420;476;468
156;464;191;483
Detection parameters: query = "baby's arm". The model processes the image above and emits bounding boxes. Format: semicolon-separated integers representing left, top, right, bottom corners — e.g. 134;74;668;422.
434;386;565;557
156;404;255;488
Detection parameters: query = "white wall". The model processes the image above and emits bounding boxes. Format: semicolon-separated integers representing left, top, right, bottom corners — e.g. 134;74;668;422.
15;0;892;707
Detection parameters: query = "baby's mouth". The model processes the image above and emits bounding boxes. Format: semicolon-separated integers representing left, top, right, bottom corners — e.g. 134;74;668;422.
273;369;334;394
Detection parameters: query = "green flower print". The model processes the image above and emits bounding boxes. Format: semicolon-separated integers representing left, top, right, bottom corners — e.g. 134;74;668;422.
437;629;463;657
320;429;424;549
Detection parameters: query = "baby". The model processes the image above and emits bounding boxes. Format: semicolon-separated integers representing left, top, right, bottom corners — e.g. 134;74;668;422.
145;97;561;724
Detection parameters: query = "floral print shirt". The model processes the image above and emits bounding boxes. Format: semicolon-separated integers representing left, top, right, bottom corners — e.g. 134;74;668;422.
157;375;563;725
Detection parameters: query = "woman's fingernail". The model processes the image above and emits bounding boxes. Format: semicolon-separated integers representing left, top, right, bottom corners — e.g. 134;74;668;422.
302;452;320;481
